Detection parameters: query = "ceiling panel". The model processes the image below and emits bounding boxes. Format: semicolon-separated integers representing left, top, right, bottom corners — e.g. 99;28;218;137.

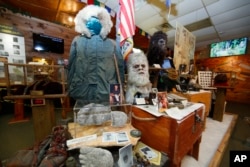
166;29;176;38
219;25;250;40
135;4;158;25
192;27;217;37
105;0;119;12
167;0;204;20
210;4;250;25
137;14;165;30
169;8;208;27
206;0;249;16
215;16;250;34
202;0;219;6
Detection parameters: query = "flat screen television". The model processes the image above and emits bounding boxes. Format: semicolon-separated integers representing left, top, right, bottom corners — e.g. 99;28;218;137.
33;33;64;54
210;37;248;57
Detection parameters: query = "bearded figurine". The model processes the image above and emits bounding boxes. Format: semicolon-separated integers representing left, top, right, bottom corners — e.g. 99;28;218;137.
126;51;152;104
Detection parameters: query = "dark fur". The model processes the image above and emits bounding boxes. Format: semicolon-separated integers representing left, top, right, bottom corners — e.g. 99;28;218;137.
147;31;168;66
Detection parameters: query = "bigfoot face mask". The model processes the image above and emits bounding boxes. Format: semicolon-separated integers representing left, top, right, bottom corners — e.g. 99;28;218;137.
127;52;150;86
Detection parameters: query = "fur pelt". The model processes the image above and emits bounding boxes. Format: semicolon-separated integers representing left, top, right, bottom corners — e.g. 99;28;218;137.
126;51;152;104
147;31;168;66
74;5;113;39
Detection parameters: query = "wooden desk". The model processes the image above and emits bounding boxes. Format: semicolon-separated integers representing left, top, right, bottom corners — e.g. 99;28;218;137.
131;104;204;167
4;94;68;142
173;90;212;129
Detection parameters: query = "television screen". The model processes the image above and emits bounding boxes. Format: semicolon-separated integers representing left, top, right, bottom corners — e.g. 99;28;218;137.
210;37;248;57
33;33;64;54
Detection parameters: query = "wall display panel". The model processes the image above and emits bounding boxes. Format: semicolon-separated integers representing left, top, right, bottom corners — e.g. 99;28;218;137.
0;32;26;75
173;22;196;71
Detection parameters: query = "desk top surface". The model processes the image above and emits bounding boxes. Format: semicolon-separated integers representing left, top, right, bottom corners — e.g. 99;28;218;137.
133;103;204;121
4;94;67;99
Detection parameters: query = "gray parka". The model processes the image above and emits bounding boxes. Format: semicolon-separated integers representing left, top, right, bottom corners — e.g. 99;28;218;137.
67;34;124;103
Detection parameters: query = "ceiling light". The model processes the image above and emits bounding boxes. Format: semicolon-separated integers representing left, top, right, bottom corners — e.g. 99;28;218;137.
68;17;73;22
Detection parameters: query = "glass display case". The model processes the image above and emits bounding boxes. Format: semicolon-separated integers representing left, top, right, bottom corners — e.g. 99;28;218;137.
3;63;66;96
67;101;138;150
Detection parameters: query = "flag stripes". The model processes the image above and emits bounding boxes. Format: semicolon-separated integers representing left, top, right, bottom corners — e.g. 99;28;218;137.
119;0;135;43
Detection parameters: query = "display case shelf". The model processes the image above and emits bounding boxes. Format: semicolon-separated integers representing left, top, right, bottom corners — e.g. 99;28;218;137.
1;63;66;97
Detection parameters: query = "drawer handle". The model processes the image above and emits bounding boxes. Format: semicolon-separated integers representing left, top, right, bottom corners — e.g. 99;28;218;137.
132;112;156;121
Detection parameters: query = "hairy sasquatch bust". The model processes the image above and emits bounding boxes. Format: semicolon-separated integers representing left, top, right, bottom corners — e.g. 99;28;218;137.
147;31;168;66
125;52;152;104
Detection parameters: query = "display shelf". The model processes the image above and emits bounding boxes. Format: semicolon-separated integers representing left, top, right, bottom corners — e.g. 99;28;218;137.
67;102;139;150
1;62;68;125
2;63;66;96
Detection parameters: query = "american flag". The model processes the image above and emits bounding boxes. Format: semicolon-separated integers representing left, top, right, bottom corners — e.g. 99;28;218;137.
119;0;135;43
117;0;135;61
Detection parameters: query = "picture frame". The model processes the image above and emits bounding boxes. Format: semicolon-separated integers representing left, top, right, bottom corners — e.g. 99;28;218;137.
157;92;168;112
109;83;121;105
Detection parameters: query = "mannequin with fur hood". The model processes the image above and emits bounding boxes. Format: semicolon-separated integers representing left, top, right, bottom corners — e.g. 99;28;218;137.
67;5;124;102
126;51;152;104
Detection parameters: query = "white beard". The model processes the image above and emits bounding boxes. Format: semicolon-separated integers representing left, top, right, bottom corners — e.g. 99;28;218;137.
127;71;150;87
125;52;152;104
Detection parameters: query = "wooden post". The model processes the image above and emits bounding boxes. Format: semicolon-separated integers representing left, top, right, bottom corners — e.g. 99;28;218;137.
213;88;226;122
32;99;56;142
61;95;71;119
9;99;29;124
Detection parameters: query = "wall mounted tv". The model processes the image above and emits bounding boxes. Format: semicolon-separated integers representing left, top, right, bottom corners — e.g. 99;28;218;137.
210;37;248;57
33;33;64;54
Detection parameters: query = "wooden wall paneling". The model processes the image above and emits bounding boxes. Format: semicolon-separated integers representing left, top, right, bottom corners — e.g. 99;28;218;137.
196;55;250;104
0;9;78;62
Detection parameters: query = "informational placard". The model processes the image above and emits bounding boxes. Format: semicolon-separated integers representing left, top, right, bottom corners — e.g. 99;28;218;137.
31;98;46;106
173;22;196;71
0;24;26;75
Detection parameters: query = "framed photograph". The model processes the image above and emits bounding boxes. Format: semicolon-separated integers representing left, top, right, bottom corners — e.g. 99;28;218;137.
109;83;121;105
118;144;133;167
102;132;116;142
157;92;168;112
140;146;157;159
116;132;129;144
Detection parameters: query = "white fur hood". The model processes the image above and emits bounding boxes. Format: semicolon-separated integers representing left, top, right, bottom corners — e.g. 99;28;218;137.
74;5;113;39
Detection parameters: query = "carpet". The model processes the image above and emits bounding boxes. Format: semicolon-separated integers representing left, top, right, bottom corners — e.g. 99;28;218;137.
181;113;237;167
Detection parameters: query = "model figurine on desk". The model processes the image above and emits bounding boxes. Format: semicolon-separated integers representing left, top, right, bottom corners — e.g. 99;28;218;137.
67;5;124;102
126;51;152;104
